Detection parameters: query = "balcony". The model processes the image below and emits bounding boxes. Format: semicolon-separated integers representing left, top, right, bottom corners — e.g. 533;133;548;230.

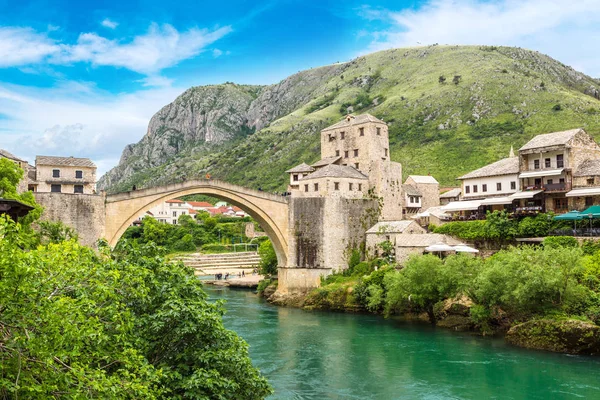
544;182;571;192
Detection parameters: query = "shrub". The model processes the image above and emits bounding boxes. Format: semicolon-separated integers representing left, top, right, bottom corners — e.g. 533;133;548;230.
201;243;233;253
172;233;196;252
258;239;278;275
553;104;562;111
543;236;579;248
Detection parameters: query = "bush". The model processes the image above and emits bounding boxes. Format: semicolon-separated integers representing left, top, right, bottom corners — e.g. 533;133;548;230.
543;236;579;248
201;243;233;253
258;239;278;275
172;233;196;252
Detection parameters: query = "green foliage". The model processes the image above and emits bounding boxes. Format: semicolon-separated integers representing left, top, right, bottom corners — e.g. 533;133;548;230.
0;217;272;398
348;248;361;270
38;220;78;244
0;158;43;229
434;212;556;241
258;239;278;275
543;236;579;248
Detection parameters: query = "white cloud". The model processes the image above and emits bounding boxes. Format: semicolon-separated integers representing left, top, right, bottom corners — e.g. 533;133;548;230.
0;23;232;75
101;18;119;29
364;0;600;77
0;81;184;176
213;48;223;57
0;27;59;67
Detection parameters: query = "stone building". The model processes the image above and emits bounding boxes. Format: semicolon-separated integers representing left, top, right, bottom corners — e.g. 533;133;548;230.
366;220;427;258
439;188;461;205
390;233;461;264
403;175;440;212
285;163;315;191
0;149;29;193
31;156;97;194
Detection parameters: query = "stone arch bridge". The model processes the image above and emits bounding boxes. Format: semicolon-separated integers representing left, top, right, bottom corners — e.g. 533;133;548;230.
104;180;289;266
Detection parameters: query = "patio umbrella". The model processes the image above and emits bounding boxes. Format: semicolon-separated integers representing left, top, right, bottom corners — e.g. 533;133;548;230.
425;243;455;252
453;244;479;253
554;210;583;235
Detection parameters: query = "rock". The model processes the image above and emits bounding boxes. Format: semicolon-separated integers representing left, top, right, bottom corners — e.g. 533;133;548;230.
506;319;600;355
437;315;474;331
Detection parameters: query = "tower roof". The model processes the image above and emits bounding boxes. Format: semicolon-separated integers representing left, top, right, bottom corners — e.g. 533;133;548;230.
321;113;386;132
302;164;368;180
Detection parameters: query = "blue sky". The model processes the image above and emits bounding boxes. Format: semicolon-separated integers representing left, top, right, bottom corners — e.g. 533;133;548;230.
1;0;600;175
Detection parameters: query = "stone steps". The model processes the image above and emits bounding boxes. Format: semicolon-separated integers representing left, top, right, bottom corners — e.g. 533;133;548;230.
172;251;261;274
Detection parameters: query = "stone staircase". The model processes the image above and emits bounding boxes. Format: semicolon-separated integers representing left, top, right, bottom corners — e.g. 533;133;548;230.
172;251;261;275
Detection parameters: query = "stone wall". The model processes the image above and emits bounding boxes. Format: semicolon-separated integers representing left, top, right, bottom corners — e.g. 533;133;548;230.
35;192;106;247
288;196;379;273
35;165;96;194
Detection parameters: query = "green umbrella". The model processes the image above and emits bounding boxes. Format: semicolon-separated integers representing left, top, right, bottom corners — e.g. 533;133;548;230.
581;205;600;218
553;210;583;220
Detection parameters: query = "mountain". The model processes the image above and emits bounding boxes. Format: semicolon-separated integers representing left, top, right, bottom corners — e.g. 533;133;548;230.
99;45;600;193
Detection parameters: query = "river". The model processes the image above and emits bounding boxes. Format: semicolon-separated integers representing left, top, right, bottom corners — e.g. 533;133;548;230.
204;285;600;400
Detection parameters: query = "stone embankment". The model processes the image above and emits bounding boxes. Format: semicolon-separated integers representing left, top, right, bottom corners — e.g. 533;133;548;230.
172;251;263;288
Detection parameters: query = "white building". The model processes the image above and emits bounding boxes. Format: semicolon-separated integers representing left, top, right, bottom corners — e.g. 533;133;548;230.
143;199;191;224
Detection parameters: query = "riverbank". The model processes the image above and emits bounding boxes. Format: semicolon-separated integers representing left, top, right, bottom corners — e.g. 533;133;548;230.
204;273;263;288
260;244;600;356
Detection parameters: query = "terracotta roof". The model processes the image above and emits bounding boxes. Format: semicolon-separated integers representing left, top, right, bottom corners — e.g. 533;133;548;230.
166;199;184;203
407;175;439;184
302;164;368;180
187;201;213;207
395;233;461;247
440;188;461;198
311;156;341;168
322;113;386;132
286;162;315;174
188;209;198;214
403;184;422;196
519;128;583;152
36;155;96;168
574;159;600;177
0;149;26;162
458;157;519;180
367;220;424;234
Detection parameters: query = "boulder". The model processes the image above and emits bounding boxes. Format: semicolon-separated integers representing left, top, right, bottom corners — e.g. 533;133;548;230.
506;319;600;355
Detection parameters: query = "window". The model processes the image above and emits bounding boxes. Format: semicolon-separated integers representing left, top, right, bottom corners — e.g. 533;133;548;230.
336;150;340;157
173;211;177;217
588;178;595;185
344;150;349;158
545;158;551;168
384;148;388;157
557;154;564;168
340;131;345;140
534;160;540;169
329;134;335;142
75;170;83;179
358;183;362;191
586;197;594;207
304;184;309;192
293;174;299;181
559;178;565;183
511;181;516;190
473;185;478;193
349;183;353;190
482;184;487;192
173;220;177;225
334;182;339;190
73;185;83;193
376;127;381;135
314;183;319;191
554;198;568;211
51;184;61;193
547;179;553;185
410;196;414;203
535;178;542;187
353;149;359;157
52;169;60;178
355;163;359;169
496;182;502;191
359;127;364;136
465;185;470;194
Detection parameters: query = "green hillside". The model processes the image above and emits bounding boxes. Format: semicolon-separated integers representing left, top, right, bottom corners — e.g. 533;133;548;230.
101;45;600;193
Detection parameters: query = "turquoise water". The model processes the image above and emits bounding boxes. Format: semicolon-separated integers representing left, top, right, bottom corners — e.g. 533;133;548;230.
204;286;600;400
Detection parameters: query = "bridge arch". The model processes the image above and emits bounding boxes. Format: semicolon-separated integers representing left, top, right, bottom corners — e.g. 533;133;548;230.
104;180;289;267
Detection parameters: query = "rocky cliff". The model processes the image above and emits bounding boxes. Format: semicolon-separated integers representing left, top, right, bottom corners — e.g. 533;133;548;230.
99;45;600;192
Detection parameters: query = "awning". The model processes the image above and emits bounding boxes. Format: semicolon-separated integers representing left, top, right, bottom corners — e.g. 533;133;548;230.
453;245;480;253
479;196;514;205
441;200;482;212
519;168;563;179
425;243;456;252
553;211;583;221
566;187;600;197
509;190;543;199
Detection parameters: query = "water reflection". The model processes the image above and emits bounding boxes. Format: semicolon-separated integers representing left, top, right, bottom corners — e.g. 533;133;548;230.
206;286;600;400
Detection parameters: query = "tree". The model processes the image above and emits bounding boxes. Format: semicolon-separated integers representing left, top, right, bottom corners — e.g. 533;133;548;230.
258;239;278;275
0;217;273;398
438;75;446;84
